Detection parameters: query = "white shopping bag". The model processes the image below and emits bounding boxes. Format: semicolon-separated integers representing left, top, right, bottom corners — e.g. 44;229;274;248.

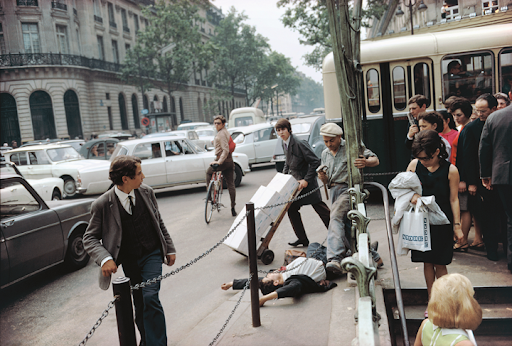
397;204;431;255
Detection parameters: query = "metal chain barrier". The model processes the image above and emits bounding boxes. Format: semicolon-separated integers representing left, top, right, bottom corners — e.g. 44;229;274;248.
208;273;253;346
363;171;403;177
78;296;118;346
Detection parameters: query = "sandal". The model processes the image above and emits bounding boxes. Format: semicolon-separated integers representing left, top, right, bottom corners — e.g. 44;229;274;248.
469;241;485;250
453;242;469;252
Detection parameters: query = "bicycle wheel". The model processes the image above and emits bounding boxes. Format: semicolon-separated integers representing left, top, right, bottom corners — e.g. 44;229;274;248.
217;178;223;212
205;181;216;224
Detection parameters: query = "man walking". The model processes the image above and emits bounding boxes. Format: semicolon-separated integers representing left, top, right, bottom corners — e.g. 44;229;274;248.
206;115;237;216
317;123;379;274
479;91;512;273
275;118;330;247
84;156;176;346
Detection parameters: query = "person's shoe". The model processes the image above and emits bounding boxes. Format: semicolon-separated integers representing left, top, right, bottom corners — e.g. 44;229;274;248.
453;242;469;252
371;241;379;252
326;260;344;275
231;208;237;216
469;241;485;251
487;251;499;261
288;239;309;247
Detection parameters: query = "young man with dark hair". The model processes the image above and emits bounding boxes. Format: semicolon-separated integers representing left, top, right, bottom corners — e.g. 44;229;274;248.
84;155;176;346
275;118;330;247
406;95;428;150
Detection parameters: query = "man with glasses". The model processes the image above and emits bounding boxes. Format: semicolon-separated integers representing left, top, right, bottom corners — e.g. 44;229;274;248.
206;115;237;216
458;94;500;261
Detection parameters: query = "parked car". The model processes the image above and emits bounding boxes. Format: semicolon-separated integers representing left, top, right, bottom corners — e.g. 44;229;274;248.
176;122;210;131
0;162;64;200
195;125;216;149
98;132;133;141
230;123;278;166
272;115;326;172
0;172;92;288
79;138;119;160
3;144;110;197
19;139;85;151
228;107;266;128
170;130;208;149
75;135;251;195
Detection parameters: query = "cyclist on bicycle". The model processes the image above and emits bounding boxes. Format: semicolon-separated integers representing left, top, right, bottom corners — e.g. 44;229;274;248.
206;115;237;216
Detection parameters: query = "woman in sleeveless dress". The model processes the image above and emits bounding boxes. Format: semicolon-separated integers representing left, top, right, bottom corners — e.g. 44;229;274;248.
406;130;464;301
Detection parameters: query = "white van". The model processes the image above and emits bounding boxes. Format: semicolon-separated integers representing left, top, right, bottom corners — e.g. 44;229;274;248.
228;107;265;128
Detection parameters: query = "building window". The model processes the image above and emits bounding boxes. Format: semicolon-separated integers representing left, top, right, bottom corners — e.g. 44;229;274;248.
93;0;102;20
51;0;67;11
56;25;69;54
125;43;130;51
134;14;139;34
22;23;41;53
482;1;499;14
108;2;116;28
0;23;6;55
106;93;110;100
76;28;81;54
17;0;38;6
107;106;113;130
97;36;105;60
112;40;119;63
121;9;129;33
441;1;459;20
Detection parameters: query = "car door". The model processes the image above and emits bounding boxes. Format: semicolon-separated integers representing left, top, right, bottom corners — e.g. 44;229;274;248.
253;127;278;163
131;142;167;187
0;178;64;285
8;152;30;177
164;139;205;183
0;229;9;287
26;150;53;179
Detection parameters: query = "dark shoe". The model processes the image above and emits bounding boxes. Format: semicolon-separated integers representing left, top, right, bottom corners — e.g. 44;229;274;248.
487;251;499;261
453;242;469;252
326;260;344;275
288;239;309;247
371;241;378;252
469;241;485;251
231;208;237;216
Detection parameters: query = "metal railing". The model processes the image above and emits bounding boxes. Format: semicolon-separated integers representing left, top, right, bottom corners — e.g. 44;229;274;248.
123;25;130;33
51;1;67;10
17;0;38;6
73;8;77;16
110;21;117;29
94;15;103;23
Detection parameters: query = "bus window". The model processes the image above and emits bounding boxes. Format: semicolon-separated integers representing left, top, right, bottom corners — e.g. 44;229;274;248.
366;69;380;113
393;66;406;111
413;63;431;107
499;48;512;95
442;52;494;102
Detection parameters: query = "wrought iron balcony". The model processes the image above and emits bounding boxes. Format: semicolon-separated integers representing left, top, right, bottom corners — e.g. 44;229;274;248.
94;15;103;23
51;1;67;10
110;21;117;29
0;52;122;73
17;0;38;6
123;25;130;33
195;79;200;85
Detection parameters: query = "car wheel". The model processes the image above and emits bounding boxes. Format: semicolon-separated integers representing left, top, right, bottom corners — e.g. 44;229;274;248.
51;189;62;200
234;164;243;187
65;231;90;269
63;178;76;197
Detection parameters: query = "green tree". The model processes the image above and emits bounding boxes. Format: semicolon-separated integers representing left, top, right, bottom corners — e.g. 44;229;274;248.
277;0;387;70
294;75;324;114
121;0;208;124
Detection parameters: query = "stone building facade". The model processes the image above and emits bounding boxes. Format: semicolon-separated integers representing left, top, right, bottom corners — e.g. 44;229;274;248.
0;0;246;145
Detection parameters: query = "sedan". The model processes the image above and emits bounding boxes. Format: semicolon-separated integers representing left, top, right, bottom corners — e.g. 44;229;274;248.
0;173;92;288
231;123;278;165
145;130;208;150
79;138;119;160
75;135;251;195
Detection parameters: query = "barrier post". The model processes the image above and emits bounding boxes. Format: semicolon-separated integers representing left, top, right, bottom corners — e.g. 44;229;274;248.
246;202;261;327
112;277;137;346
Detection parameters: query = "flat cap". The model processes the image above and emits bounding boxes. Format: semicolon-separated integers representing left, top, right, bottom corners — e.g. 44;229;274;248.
320;123;343;137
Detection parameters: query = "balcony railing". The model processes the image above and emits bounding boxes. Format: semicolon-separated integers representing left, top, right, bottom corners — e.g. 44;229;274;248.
17;0;38;6
73;8;77;16
94;15;103;23
0;52;122;73
123;25;130;33
110;21;117;29
51;1;67;10
195;79;200;85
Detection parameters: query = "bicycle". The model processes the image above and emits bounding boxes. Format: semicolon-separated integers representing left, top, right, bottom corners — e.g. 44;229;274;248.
205;164;225;224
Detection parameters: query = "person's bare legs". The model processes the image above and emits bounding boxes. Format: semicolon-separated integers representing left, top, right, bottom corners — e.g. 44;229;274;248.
424;263;448;300
455;211;472;249
471;217;484;246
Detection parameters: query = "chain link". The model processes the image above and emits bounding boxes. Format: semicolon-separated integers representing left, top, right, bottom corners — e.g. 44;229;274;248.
78;296;118;346
363;171;403;177
208;273;253;346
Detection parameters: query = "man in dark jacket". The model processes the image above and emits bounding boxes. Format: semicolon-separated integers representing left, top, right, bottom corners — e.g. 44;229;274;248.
457;93;500;261
479;91;512;272
275;118;330;247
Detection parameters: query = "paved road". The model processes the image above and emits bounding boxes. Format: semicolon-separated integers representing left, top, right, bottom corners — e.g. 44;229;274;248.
3;163;389;346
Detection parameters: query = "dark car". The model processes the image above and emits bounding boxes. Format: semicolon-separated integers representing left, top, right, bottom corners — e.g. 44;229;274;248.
0;173;93;288
79;138;119;160
272;115;326;172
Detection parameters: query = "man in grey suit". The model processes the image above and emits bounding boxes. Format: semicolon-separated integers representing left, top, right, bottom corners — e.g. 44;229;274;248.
84;156;176;346
480;91;512;274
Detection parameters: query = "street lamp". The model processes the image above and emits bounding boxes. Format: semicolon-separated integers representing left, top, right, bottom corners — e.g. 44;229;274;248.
271;84;280;117
396;0;428;35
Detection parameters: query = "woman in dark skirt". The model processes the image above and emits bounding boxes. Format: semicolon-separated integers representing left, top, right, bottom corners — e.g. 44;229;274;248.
406;130;464;304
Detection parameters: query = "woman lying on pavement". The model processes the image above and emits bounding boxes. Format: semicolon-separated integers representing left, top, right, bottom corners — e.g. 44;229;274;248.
221;243;338;306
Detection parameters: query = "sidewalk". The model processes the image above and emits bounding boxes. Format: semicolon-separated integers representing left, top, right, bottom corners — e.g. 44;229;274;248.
177;218;512;346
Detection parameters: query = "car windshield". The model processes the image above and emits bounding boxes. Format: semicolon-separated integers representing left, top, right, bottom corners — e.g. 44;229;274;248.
291;123;312;134
231;132;245;144
196;130;214;136
110;145;128;160
189;140;205;153
45;147;82;162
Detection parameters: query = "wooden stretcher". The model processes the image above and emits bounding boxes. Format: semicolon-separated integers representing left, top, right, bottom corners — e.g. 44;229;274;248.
256;188;300;265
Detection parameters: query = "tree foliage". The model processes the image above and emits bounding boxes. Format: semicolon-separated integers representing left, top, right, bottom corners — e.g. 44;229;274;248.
294;75;324;113
277;0;388;70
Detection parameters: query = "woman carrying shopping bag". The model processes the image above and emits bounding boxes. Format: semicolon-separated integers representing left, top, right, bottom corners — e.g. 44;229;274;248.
406;130;464;316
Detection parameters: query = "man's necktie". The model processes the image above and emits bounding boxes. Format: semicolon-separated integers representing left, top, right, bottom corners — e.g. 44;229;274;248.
284;143;288;151
128;195;134;214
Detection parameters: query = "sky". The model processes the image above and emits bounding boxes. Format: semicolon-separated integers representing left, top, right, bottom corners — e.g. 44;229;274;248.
212;0;324;84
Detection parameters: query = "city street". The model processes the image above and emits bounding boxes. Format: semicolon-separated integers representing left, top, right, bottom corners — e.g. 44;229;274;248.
1;163;382;346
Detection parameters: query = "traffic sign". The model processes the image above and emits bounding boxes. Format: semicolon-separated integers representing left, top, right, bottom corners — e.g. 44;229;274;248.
141;117;150;126
141;109;149;115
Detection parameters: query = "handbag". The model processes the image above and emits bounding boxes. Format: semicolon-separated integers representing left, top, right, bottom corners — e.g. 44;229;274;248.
228;136;236;153
283;249;306;266
398;203;431;255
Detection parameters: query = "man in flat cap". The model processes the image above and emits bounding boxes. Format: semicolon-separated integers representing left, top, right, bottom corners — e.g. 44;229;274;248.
318;123;380;274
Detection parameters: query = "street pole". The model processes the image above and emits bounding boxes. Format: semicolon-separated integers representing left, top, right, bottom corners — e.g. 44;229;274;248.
246;202;261;328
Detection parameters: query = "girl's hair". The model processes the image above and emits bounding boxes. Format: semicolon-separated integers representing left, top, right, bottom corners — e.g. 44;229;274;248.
439;110;457;130
412;129;448;160
428;274;482;330
417;111;444;133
